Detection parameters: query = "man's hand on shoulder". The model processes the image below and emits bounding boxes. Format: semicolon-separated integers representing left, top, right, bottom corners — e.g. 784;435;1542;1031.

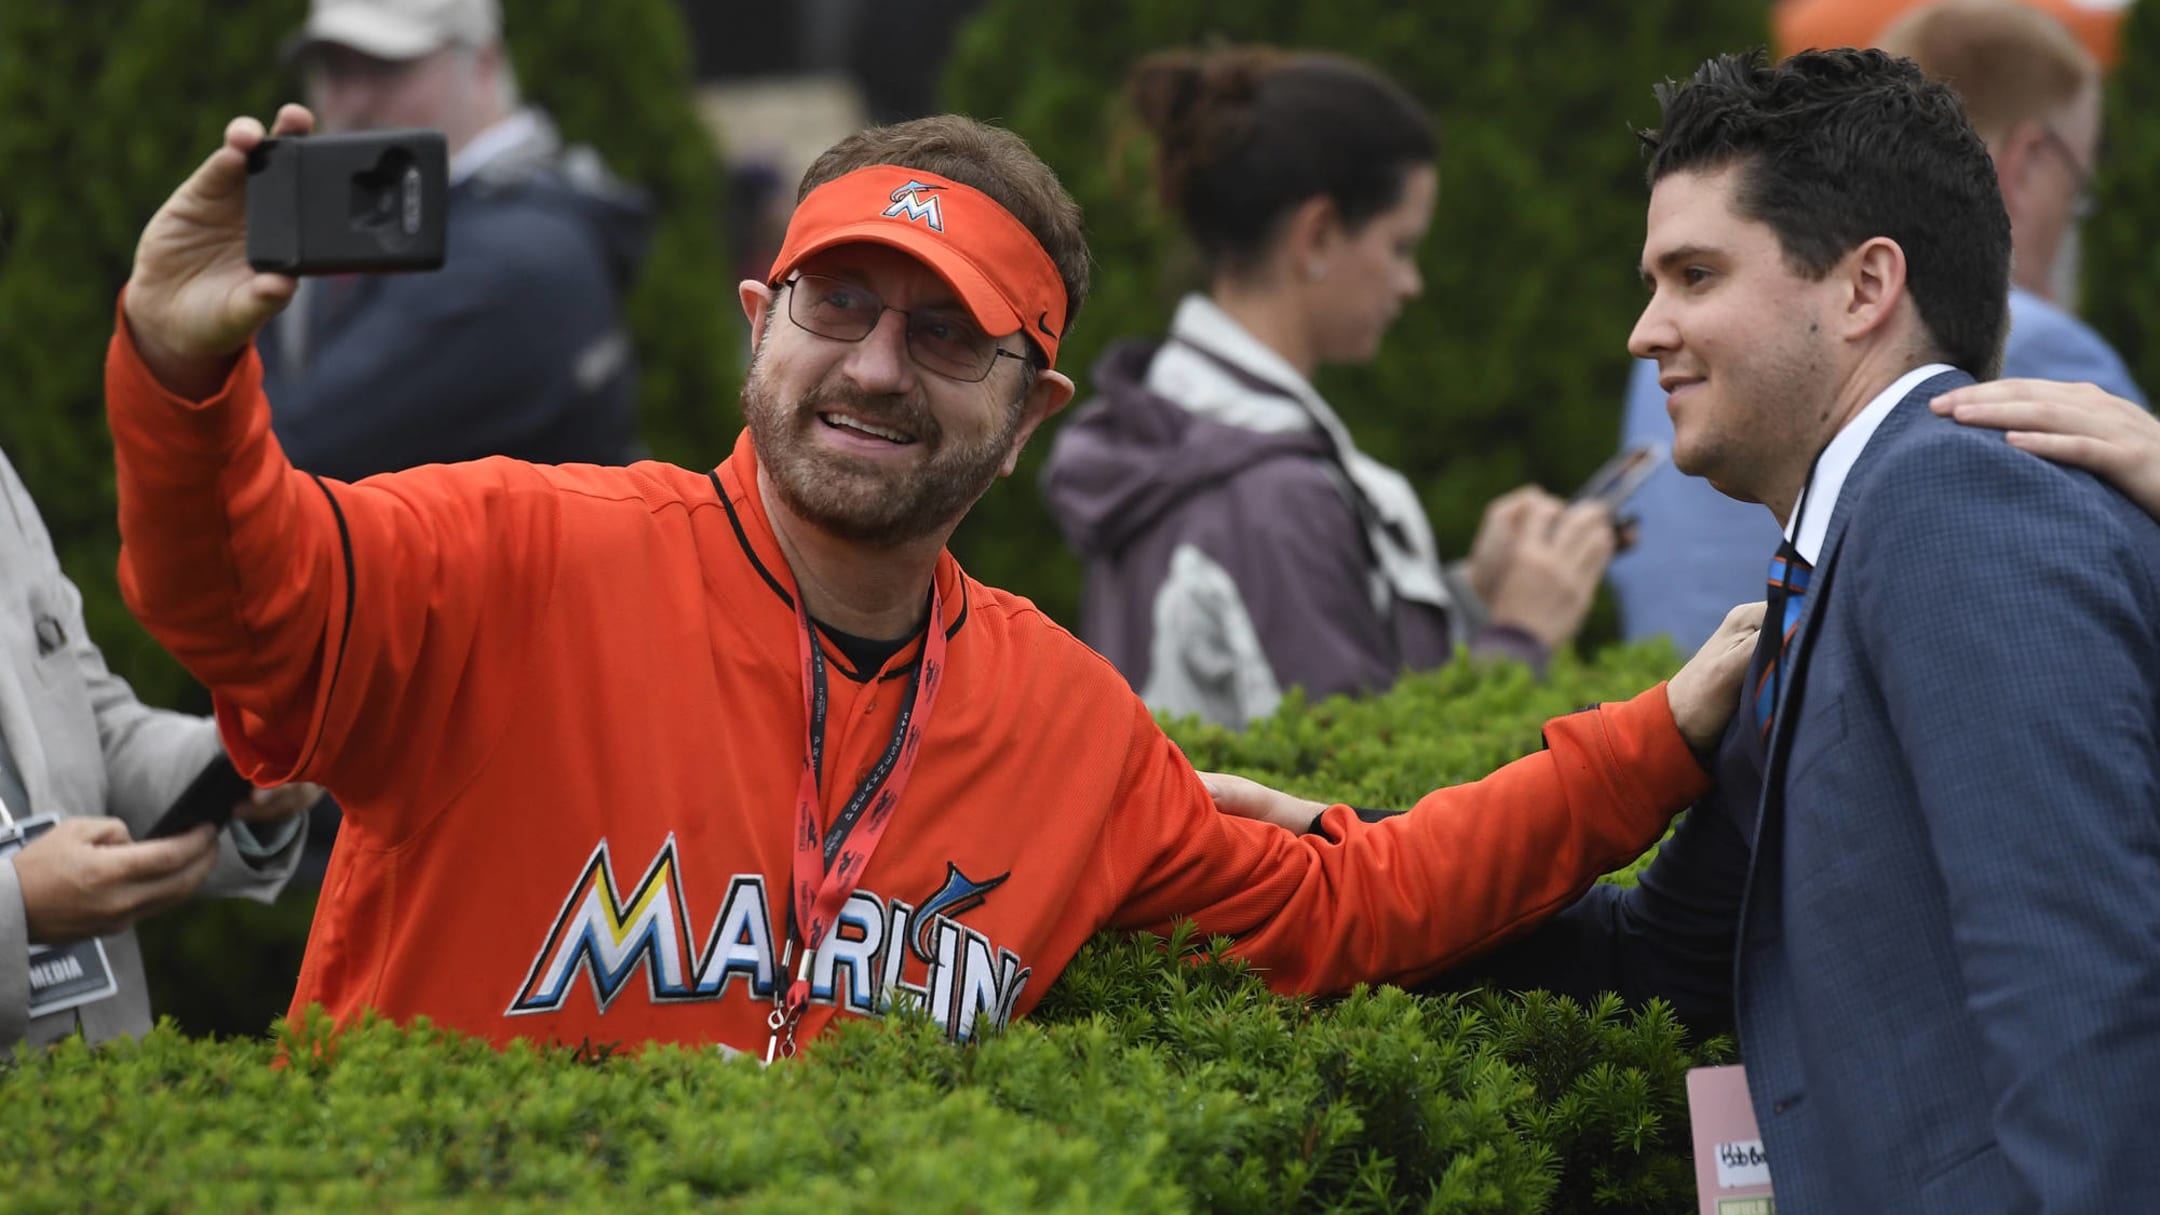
1934;379;2160;521
1665;601;1765;755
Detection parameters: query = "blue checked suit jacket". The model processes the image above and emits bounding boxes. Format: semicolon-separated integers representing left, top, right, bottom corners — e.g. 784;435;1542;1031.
1459;370;2160;1214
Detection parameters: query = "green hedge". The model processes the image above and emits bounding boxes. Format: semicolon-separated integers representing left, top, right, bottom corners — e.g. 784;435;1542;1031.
87;643;1717;1211
939;0;1770;628
8;942;1724;1214
2086;1;2160;391
0;0;734;712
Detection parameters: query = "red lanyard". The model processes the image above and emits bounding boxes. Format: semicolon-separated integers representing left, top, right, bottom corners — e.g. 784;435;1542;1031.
765;583;947;1062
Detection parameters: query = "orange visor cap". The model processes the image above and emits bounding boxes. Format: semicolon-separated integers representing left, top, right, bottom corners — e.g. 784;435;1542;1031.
766;166;1069;369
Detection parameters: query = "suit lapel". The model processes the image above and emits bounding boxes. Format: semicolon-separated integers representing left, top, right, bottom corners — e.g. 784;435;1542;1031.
1735;371;1968;938
0;616;51;821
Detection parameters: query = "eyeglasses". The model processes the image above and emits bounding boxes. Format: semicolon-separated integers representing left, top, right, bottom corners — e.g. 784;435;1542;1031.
779;273;1030;383
2038;126;2098;222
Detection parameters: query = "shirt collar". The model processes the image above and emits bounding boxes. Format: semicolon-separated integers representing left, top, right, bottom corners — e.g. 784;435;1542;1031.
450;109;543;186
1165;293;1320;402
1786;362;1956;562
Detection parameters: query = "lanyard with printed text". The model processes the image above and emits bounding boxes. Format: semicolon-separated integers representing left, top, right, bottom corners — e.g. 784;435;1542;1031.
766;582;947;1063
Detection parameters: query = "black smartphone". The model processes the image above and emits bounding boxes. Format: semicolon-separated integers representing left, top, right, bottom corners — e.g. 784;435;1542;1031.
246;130;449;276
144;755;254;840
1572;443;1668;511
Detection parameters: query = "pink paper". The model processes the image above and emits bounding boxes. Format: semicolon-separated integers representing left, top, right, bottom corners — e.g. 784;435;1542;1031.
1687;1064;1777;1214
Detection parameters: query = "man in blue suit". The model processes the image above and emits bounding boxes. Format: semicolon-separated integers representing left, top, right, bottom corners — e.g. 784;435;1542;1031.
1608;0;2145;653
1519;48;2160;1212
1214;46;2160;1214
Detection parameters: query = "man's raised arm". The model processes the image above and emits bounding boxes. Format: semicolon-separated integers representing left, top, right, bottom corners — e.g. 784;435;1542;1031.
109;107;557;821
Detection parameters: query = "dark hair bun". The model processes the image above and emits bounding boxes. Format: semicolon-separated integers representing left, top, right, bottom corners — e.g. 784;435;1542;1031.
1127;47;1284;216
1123;47;1437;273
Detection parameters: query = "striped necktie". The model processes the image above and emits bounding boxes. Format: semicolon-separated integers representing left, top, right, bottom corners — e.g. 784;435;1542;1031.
1753;538;1813;741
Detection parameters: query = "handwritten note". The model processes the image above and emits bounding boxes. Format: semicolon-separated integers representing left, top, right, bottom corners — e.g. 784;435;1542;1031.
1715;1139;1772;1188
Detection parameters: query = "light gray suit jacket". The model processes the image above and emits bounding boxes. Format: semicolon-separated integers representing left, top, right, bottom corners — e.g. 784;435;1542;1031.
0;448;302;1049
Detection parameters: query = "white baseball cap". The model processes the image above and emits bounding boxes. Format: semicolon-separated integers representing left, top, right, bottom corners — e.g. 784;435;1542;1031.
290;0;502;61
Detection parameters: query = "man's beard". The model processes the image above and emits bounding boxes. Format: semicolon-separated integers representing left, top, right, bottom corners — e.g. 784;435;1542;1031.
739;355;1024;547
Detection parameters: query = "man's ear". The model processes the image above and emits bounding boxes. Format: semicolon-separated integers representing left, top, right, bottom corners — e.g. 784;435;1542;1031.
1993;120;2048;216
473;40;506;80
999;368;1077;477
1840;236;1910;345
740;279;776;346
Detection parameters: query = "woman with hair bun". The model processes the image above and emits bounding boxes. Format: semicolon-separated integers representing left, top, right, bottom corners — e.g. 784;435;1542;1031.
1044;47;1616;729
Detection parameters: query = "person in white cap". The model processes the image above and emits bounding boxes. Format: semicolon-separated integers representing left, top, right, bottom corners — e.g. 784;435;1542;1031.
265;0;651;486
267;0;656;876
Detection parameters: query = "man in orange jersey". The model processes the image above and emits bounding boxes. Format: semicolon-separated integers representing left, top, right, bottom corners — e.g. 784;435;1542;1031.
108;102;1760;1059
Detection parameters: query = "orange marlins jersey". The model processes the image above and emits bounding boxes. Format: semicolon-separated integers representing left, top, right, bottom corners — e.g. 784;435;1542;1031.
105;317;1712;1055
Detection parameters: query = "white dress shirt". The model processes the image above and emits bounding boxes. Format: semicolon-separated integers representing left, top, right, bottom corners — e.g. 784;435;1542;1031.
1785;363;1957;563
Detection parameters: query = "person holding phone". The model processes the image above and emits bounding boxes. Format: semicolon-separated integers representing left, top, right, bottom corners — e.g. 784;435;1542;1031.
0;448;317;1050
1042;47;1618;730
100;100;1766;1060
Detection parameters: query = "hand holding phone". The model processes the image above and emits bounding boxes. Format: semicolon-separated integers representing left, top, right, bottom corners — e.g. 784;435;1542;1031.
1572;443;1668;511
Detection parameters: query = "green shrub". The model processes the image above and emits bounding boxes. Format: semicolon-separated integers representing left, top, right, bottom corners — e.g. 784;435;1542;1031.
2087;2;2160;390
939;0;1770;628
7;929;1724;1214
0;0;734;712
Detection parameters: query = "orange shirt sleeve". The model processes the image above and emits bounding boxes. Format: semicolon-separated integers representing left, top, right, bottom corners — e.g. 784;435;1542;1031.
1098;683;1712;994
106;310;561;835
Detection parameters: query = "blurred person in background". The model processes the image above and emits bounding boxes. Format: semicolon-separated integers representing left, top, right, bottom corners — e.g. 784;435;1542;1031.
1776;0;2129;69
1;448;314;1050
267;0;650;481
1607;0;2144;651
1042;48;1615;731
270;0;655;875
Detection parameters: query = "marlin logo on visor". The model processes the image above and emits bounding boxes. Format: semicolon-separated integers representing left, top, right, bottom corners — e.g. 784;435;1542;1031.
882;180;947;233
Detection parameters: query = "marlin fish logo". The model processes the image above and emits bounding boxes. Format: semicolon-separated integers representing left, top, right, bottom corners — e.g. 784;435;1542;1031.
910;861;1008;961
882;180;947;232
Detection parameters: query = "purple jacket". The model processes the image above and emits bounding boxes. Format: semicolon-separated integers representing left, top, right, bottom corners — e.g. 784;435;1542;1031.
1044;339;1537;728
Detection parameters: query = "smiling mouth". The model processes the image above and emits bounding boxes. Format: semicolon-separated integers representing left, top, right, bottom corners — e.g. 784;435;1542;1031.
818;412;918;445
